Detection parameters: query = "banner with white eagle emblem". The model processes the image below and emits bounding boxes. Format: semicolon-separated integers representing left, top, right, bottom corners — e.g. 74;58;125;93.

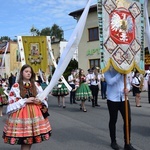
97;0;145;74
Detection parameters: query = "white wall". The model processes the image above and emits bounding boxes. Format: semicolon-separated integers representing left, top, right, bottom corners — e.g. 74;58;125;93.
59;41;78;61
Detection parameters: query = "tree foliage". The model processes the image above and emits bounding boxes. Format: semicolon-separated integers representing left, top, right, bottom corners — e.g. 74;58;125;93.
30;24;64;40
50;24;64;40
40;27;51;36
63;59;78;80
30;26;37;36
0;36;10;42
50;59;78;80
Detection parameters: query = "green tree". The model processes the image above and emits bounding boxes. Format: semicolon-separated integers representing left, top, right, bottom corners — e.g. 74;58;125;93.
50;59;78;82
50;24;64;40
31;24;64;40
30;26;38;36
63;59;78;80
40;27;51;36
0;36;10;42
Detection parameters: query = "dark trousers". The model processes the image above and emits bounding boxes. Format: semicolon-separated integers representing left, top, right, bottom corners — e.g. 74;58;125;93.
69;84;75;104
88;85;92;101
91;85;99;105
148;84;150;103
101;81;107;99
107;100;131;145
132;85;136;96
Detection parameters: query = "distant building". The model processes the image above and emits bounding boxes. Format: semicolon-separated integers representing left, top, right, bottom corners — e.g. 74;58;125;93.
0;41;21;78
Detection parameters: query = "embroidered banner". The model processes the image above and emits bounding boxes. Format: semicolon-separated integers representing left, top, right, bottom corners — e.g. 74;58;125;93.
97;0;145;74
21;36;47;73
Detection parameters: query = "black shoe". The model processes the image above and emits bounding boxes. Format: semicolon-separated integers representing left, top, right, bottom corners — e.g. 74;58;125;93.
63;106;66;108
124;144;136;150
111;142;119;150
136;105;142;107
95;104;100;107
92;104;95;107
73;102;77;104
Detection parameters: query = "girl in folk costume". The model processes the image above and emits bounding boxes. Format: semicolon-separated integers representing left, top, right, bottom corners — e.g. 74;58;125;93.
0;79;8;116
51;78;69;108
3;64;52;150
132;71;143;107
75;69;92;112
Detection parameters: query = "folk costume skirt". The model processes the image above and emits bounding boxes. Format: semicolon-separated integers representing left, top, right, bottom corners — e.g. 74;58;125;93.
51;83;69;96
0;88;8;106
75;83;92;101
40;82;47;90
3;103;52;145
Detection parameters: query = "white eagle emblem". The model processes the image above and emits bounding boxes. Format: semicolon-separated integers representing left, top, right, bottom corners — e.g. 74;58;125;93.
110;12;134;42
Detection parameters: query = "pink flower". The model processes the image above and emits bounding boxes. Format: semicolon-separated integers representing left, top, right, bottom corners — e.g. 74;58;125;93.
9;99;14;104
9;92;14;97
45;134;49;140
10;138;16;144
13;83;19;87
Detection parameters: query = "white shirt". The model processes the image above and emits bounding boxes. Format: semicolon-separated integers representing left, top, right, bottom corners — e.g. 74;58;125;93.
104;68;130;102
132;77;140;85
89;73;101;86
86;73;93;85
68;74;75;84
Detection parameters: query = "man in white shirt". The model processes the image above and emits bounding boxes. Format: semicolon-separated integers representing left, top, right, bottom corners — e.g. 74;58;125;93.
104;66;136;150
68;70;77;104
90;67;101;107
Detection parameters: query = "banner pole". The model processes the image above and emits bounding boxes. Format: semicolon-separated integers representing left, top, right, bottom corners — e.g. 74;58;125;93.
124;74;130;144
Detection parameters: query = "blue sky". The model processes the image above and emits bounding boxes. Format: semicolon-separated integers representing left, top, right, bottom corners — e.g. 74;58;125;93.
0;0;97;41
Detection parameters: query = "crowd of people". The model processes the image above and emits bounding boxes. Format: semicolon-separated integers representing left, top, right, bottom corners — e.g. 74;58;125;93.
61;67;106;112
0;65;150;150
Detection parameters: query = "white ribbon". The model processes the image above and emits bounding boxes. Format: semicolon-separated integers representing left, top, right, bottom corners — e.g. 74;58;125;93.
46;36;72;91
37;0;92;101
144;0;150;53
0;42;9;73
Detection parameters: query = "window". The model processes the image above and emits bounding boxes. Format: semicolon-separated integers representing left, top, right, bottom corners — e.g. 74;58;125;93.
16;50;21;62
88;27;99;41
89;59;100;69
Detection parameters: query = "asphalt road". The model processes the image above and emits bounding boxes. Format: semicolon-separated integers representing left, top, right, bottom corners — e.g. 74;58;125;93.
0;91;149;150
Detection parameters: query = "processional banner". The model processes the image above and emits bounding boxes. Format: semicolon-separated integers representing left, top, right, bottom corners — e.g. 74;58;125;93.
97;0;145;74
20;36;47;73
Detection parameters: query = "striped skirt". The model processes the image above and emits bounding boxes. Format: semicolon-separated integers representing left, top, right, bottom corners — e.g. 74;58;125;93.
51;83;69;96
0;88;8;106
3;103;52;145
75;83;92;101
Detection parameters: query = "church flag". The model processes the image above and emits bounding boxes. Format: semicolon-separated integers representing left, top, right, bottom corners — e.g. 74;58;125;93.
19;36;48;73
97;0;145;74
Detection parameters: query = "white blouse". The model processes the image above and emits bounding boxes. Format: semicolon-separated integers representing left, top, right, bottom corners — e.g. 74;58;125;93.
6;82;48;114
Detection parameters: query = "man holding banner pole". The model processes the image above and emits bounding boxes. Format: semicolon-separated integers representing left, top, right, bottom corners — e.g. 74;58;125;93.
105;67;136;150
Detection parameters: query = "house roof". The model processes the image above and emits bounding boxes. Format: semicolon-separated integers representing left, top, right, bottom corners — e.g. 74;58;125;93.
69;4;97;19
0;42;11;54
